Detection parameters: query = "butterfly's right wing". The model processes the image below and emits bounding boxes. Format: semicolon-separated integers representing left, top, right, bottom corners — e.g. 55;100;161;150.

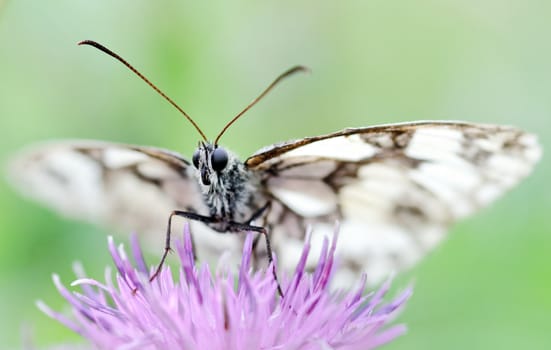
246;122;541;286
8;141;236;255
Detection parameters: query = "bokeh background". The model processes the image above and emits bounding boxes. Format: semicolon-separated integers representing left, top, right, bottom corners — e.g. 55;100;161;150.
0;0;549;348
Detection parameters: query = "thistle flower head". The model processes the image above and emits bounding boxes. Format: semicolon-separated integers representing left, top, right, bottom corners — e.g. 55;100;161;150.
38;225;411;349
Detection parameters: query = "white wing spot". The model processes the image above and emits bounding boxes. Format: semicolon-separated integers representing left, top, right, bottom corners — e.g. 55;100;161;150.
270;178;337;217
405;128;463;160
284;135;376;160
102;148;149;168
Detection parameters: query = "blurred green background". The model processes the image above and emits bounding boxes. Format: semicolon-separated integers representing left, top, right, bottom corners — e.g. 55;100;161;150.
0;0;549;348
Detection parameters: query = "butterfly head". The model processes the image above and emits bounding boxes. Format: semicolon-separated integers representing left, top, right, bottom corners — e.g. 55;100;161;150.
192;142;231;186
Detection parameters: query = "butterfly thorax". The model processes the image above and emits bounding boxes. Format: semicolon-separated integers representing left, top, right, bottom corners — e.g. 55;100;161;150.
192;143;267;231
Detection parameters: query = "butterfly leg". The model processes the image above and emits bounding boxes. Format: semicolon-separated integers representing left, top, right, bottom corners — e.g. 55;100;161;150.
150;209;284;297
235;203;283;296
246;202;272;266
149;210;214;282
222;220;284;297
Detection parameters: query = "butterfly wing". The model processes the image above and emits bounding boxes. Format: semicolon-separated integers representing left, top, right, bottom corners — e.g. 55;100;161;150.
8;141;244;257
246;121;541;285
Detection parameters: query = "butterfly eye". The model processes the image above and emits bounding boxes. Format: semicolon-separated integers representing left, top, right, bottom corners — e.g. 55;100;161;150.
192;149;200;168
211;147;228;172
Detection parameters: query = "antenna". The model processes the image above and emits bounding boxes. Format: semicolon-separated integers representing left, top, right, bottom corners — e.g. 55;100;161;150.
78;40;208;142
214;65;309;146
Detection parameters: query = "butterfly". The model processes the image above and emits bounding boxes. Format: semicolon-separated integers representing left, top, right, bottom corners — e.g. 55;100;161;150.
9;41;542;289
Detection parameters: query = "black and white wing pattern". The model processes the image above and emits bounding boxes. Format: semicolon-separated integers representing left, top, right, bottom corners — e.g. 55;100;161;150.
8;141;242;256
246;121;541;285
9;121;541;287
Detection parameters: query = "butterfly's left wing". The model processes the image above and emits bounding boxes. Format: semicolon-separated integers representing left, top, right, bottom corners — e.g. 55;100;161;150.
246;121;541;285
8;141;241;257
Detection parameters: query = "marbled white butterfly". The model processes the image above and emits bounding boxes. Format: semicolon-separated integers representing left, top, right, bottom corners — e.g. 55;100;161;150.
10;41;541;291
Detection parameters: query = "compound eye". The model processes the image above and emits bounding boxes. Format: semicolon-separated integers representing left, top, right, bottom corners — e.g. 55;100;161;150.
211;147;228;172
192;149;200;168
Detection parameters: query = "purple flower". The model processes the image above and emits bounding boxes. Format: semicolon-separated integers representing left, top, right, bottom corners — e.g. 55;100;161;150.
38;225;412;349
